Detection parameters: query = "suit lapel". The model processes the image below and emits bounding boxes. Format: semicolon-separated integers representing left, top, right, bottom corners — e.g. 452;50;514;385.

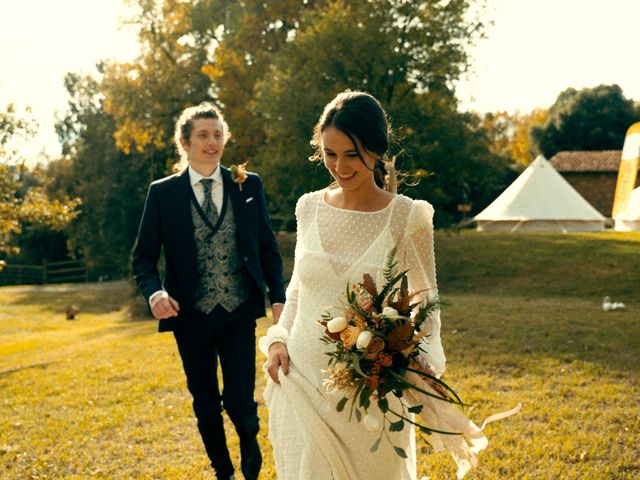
176;169;197;256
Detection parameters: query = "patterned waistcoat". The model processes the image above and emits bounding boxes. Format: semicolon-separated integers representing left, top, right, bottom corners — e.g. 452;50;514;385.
191;198;250;314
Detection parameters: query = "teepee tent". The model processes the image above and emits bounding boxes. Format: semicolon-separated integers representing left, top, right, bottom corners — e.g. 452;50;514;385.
474;155;607;232
614;186;640;231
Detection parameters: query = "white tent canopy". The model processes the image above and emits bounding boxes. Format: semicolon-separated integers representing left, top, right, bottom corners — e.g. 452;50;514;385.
614;186;640;231
474;155;607;232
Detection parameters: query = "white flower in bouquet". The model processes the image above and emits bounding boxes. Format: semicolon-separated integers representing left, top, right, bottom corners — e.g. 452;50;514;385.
356;330;373;349
382;306;400;318
327;316;348;333
317;247;520;474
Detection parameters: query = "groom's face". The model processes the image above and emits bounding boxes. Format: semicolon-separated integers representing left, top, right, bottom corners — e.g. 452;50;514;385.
182;118;225;173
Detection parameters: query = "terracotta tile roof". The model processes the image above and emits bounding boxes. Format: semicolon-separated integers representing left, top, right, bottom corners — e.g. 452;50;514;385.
549;150;626;172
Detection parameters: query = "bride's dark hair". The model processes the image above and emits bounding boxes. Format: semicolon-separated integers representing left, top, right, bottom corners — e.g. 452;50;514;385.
310;90;394;189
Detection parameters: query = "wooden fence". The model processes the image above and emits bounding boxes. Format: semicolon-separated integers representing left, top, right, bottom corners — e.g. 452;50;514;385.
0;259;88;286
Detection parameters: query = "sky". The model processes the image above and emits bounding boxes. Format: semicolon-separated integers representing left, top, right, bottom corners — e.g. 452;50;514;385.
457;0;640;113
1;0;639;164
0;0;139;163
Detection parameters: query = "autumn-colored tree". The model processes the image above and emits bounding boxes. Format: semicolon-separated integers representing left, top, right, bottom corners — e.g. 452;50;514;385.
103;0;329;169
483;108;548;165
55;0;223;275
201;0;329;166
0;103;80;256
55;73;153;277
252;0;509;224
101;0;215;160
54;0;510;277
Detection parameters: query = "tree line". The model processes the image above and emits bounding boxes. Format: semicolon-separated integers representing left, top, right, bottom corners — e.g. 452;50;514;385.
1;0;638;279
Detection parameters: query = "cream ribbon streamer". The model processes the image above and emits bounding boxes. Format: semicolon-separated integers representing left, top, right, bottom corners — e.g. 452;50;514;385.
404;368;521;479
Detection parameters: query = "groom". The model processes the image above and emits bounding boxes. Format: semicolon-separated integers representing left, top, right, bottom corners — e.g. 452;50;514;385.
132;104;285;480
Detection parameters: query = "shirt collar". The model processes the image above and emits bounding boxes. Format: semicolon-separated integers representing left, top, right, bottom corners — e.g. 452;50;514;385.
189;164;223;187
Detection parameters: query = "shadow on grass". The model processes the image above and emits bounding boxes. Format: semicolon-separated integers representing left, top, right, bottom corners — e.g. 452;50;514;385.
77;321;156;341
3;281;133;316
0;362;50;378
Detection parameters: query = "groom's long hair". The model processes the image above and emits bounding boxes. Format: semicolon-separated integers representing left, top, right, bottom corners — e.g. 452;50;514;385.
173;103;231;171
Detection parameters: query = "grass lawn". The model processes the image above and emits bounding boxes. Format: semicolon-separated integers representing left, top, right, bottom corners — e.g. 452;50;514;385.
1;231;639;479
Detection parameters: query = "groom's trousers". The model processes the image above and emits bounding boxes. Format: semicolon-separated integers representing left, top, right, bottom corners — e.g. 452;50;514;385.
173;301;261;479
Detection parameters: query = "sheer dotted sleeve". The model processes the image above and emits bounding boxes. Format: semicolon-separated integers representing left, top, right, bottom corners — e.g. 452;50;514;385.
277;263;299;335
276;194;309;332
403;200;446;376
260;195;309;353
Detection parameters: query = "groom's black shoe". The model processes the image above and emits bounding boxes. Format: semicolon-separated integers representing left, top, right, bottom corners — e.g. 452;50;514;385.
239;436;262;480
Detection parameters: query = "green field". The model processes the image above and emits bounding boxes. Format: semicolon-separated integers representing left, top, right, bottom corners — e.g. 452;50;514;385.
1;231;639;479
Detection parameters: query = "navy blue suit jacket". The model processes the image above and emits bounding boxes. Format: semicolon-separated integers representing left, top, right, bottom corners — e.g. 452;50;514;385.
132;166;286;332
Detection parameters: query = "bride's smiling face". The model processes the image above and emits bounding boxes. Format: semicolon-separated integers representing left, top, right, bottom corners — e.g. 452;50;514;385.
322;126;377;191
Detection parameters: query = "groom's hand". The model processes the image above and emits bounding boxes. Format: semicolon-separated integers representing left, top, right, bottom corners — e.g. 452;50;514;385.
271;303;284;324
267;342;289;384
150;291;180;319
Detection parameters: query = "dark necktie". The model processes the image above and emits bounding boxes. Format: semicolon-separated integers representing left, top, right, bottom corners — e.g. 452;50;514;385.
200;178;219;223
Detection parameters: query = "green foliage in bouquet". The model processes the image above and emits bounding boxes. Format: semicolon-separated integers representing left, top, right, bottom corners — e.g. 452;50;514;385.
319;249;464;457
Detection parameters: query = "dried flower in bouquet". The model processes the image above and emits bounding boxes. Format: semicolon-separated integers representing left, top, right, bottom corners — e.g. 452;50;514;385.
318;248;462;458
318;248;520;477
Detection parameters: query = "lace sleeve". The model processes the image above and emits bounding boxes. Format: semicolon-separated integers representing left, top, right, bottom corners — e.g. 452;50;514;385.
259;194;306;353
276;260;299;334
403;200;446;376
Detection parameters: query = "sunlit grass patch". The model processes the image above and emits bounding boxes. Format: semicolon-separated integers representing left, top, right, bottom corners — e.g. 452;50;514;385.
1;231;639;479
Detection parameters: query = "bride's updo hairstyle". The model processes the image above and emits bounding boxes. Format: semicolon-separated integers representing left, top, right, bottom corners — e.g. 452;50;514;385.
311;90;393;189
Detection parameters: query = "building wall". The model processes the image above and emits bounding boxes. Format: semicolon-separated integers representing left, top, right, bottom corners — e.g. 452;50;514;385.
561;173;640;217
562;173;617;217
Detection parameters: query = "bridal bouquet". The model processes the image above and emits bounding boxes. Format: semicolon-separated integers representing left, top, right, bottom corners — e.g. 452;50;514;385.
319;250;521;476
318;249;462;458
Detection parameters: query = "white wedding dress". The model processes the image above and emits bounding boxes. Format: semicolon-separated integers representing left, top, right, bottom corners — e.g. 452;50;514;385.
262;190;445;480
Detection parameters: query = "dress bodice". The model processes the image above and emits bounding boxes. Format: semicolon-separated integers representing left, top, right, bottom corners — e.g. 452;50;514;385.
281;189;445;381
296;192;404;312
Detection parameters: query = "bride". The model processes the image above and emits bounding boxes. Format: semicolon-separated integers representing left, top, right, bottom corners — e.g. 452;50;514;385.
261;90;446;479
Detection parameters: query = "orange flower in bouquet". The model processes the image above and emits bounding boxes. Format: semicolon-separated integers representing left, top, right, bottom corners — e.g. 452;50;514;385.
318;248;520;476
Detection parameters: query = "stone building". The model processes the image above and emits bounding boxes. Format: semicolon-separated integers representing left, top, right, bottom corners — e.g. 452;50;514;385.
549;150;640;217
